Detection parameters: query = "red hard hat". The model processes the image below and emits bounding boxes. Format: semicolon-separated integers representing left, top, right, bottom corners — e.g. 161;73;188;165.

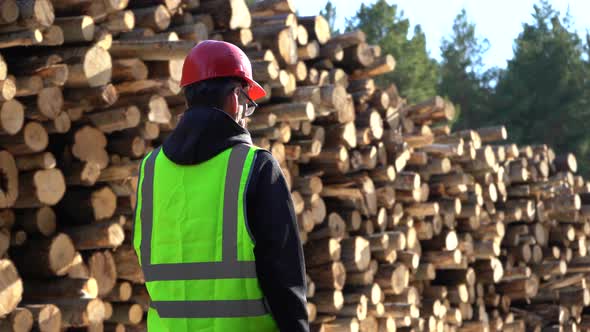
180;40;266;101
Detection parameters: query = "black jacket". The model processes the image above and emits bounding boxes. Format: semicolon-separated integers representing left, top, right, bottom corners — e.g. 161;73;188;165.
162;106;309;332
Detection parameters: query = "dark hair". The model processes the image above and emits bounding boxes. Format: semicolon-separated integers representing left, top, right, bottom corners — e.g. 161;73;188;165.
183;77;245;109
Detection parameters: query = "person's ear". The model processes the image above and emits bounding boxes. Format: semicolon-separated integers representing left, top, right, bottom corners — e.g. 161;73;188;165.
223;89;239;118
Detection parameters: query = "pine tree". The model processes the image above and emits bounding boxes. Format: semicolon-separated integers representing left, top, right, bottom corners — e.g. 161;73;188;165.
438;9;494;129
345;0;439;103
320;1;339;35
492;1;590;173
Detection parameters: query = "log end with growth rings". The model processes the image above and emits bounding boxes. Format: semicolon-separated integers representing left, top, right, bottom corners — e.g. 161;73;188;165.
0;1;18;25
33;169;66;206
49;233;76;276
0;259;22;317
83;46;113;88
23;122;49;154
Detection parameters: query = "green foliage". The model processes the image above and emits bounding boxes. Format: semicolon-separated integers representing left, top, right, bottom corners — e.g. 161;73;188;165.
492;0;590;174
438;9;495;130
345;0;439;103
320;1;339;35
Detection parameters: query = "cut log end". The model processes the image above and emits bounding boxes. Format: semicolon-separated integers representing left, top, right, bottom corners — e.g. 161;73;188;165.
33;169;66;206
0;259;22;317
0;1;18;25
49;233;76;276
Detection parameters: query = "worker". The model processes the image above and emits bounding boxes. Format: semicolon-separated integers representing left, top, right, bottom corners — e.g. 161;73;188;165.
133;40;309;332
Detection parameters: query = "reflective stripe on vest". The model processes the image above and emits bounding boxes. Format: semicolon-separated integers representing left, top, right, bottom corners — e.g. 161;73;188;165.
139;144;269;318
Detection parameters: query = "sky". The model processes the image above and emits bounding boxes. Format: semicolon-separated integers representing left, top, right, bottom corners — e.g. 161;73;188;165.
295;0;590;69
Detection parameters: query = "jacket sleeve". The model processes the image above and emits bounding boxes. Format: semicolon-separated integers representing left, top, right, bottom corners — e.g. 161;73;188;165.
246;150;309;332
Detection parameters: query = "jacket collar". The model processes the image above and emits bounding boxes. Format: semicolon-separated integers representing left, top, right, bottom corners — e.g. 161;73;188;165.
162;106;252;165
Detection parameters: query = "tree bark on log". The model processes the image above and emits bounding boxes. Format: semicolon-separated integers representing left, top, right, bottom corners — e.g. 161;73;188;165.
11;233;75;277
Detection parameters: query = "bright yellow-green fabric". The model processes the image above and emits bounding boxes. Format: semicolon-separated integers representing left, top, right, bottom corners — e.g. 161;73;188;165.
134;146;278;332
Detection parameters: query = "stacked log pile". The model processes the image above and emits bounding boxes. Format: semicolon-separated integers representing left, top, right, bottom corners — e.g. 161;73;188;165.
0;0;589;331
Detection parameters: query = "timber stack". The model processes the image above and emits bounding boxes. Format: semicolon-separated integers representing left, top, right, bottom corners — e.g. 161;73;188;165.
0;0;588;331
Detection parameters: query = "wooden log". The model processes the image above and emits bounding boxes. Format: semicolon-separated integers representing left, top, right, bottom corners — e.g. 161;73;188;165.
0;0;18;25
35;64;68;87
298;40;320;61
23;278;97;301
170;22;208;42
0;259;22;318
17;206;56;236
0;79;15;102
103;281;132;302
0;0;55;33
196;0;251;30
340;236;370;272
375;263;409;294
107;135;146;158
146;59;182;82
319;84;348;112
11;74;43;97
0;307;33;332
71;125;109;169
87;250;117;297
101;10;135;34
314;292;343;319
54;15;95;43
105;304;142;325
11;233;75;277
109;40;194;60
326;30;366;49
58;186;117;222
259;102;315;122
63;161;102;187
341;42;374;69
249;16;288;33
220;28;252;46
272;71;297;98
13;168;65;208
250;0;295;17
0;210;14;229
84;106;141;134
64;84;118;111
132;5;170;31
496;276;539;300
21;86;63;121
114;94;170;124
308;212;346;241
253;26;297;66
288;60;308;82
54;298;104;328
298;15;330;44
63;221;125;250
251;60;279;82
304;238;341;267
112;245;144;283
0;55;5;82
36;25;63;46
0;100;24;136
46;46;112;88
96;162;139;184
325;122;357;149
351;55;396;80
25;304;61;332
110;59;147;83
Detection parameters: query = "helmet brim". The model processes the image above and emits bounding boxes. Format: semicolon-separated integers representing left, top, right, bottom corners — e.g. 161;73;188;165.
243;77;266;101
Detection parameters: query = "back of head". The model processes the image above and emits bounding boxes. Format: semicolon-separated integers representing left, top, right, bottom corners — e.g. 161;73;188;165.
180;40;266;104
183;77;242;110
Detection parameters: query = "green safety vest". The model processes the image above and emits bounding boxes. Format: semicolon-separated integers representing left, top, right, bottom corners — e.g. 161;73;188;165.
133;144;279;332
